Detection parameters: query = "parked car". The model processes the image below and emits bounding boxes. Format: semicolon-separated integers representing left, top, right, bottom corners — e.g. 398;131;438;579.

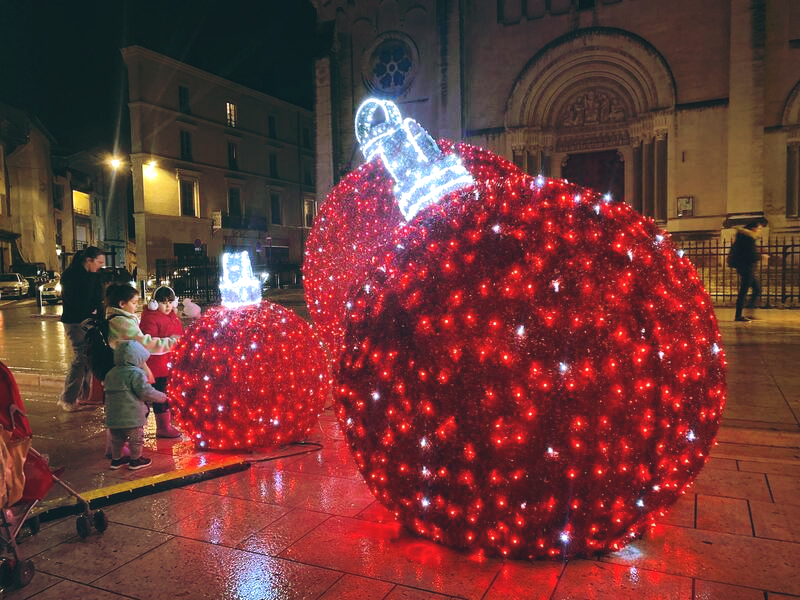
0;273;30;299
39;276;62;304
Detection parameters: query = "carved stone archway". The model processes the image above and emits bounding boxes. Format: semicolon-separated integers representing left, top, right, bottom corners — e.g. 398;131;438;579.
505;28;676;220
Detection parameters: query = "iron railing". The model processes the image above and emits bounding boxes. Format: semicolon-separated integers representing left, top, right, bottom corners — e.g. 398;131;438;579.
677;236;800;308
149;237;800;309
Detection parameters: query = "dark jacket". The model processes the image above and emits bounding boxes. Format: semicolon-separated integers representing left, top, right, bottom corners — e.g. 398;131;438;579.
104;340;167;429
729;228;759;272
60;262;103;324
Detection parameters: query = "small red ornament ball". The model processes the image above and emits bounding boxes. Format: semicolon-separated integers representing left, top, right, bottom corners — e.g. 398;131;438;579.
168;301;332;450
304;142;519;361
334;168;726;559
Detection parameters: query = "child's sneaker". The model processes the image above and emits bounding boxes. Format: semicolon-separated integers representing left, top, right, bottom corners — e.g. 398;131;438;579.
128;456;152;471
109;456;130;470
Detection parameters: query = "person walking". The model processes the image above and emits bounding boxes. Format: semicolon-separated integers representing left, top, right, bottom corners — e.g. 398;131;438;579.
730;219;766;322
139;286;183;438
104;340;167;470
57;246;106;411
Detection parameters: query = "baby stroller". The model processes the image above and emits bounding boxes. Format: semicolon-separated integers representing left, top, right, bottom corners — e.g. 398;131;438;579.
0;361;109;590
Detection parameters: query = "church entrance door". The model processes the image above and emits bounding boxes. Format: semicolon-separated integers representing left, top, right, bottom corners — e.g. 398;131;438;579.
561;149;624;202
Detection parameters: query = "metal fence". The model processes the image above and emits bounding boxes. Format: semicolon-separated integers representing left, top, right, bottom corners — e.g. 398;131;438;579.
153;257;222;305
152;256;304;306
149;237;800;309
678;236;800;308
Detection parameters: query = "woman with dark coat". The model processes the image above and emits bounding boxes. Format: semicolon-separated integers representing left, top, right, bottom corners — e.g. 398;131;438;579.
57;246;106;411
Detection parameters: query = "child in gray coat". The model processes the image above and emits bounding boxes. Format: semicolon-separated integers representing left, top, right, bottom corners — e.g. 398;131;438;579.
104;340;167;470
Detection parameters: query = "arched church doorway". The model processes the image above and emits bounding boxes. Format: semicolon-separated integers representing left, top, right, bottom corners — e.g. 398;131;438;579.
561;150;624;201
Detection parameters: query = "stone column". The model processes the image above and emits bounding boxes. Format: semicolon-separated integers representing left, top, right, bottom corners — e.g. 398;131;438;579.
436;0;463;141
726;0;765;215
655;132;668;221
315;56;334;205
631;140;643;214
642;138;655;218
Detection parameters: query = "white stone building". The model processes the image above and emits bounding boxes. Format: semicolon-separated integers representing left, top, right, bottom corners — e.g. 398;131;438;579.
313;0;800;239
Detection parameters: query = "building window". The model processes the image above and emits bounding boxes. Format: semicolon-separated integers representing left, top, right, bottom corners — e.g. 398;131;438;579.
180;130;193;161
180;179;197;217
228;188;242;217
577;0;595;10
303;127;311;149
303;158;314;186
788;144;800;218
269;153;278;178
227;142;238;170
363;33;418;97
304;198;317;228
226;102;237;127
270;193;282;225
56;219;63;246
52;183;64;211
268;115;277;139
179;85;191;114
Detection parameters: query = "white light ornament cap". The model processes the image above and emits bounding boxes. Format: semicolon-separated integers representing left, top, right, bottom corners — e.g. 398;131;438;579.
355;98;474;222
219;250;262;308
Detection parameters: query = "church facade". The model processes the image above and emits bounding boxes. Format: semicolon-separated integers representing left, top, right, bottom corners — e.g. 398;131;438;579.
313;0;800;239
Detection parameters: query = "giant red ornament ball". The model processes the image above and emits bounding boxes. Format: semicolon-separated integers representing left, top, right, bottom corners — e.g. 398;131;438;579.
304;141;519;362
323;146;726;560
168;301;332;450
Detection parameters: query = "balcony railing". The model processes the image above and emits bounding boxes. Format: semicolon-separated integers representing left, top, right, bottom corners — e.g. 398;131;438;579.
221;215;268;231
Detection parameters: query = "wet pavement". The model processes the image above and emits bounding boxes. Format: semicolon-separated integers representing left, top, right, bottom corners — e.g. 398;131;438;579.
1;295;799;599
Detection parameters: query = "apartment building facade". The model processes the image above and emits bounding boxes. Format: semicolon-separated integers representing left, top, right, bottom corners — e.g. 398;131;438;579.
121;46;317;281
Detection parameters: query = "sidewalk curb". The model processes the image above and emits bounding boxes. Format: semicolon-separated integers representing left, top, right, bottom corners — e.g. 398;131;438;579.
14;373;64;393
33;459;250;524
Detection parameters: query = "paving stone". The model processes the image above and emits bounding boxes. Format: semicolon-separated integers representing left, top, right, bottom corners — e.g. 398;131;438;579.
696;495;752;536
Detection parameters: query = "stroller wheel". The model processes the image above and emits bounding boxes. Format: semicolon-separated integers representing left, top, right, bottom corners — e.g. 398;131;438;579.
12;559;34;588
0;559;14;587
76;514;91;539
93;510;109;533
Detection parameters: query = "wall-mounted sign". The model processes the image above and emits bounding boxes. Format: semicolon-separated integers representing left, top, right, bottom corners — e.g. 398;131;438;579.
677;196;694;217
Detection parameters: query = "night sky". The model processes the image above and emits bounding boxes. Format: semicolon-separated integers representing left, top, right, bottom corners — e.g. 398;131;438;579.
0;0;320;152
